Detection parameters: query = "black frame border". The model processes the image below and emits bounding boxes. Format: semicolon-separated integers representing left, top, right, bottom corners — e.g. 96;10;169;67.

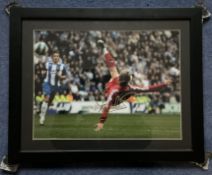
8;7;204;164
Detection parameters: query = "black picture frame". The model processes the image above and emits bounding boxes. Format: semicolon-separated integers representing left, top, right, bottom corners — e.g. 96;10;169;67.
8;7;204;165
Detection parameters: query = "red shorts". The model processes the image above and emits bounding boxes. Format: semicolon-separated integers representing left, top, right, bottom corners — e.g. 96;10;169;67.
104;77;120;97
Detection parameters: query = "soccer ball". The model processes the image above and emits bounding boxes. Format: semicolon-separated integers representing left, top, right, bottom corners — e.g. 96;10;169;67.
34;41;49;56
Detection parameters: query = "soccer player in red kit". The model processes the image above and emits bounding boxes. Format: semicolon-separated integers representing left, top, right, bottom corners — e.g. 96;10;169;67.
95;40;172;131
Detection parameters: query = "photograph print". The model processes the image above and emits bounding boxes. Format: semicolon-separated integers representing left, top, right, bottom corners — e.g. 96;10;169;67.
33;29;181;140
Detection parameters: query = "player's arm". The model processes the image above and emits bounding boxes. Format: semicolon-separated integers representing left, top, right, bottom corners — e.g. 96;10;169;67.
95;103;112;132
100;102;112;122
129;79;172;94
95;90;117;131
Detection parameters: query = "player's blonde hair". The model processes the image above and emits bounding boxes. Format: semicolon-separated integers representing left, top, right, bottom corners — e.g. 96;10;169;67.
119;69;131;87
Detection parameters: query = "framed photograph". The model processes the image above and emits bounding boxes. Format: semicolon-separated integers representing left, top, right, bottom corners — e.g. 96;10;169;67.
8;8;204;164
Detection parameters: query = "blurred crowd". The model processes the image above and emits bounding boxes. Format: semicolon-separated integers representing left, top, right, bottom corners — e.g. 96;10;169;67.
34;30;180;106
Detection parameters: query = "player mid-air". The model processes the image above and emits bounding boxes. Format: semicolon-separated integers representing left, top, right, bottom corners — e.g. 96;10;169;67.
95;40;172;131
39;51;66;125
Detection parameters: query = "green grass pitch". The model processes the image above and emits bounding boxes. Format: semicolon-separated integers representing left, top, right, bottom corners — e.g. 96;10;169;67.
33;114;181;139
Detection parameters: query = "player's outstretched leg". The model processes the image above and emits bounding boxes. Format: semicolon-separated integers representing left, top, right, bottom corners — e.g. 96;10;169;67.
39;82;51;125
39;90;58;125
39;100;48;125
97;40;119;78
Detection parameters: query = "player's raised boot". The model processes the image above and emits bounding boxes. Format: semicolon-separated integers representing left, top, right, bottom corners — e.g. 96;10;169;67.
95;122;104;132
97;39;105;50
97;40;108;54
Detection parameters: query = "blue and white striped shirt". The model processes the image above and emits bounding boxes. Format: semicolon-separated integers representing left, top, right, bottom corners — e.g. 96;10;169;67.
44;61;65;86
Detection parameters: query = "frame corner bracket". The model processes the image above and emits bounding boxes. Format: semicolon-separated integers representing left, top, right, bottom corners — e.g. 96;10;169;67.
0;155;19;173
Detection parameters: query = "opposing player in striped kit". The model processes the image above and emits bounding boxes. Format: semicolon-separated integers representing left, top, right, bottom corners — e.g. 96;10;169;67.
95;40;172;131
39;51;66;125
